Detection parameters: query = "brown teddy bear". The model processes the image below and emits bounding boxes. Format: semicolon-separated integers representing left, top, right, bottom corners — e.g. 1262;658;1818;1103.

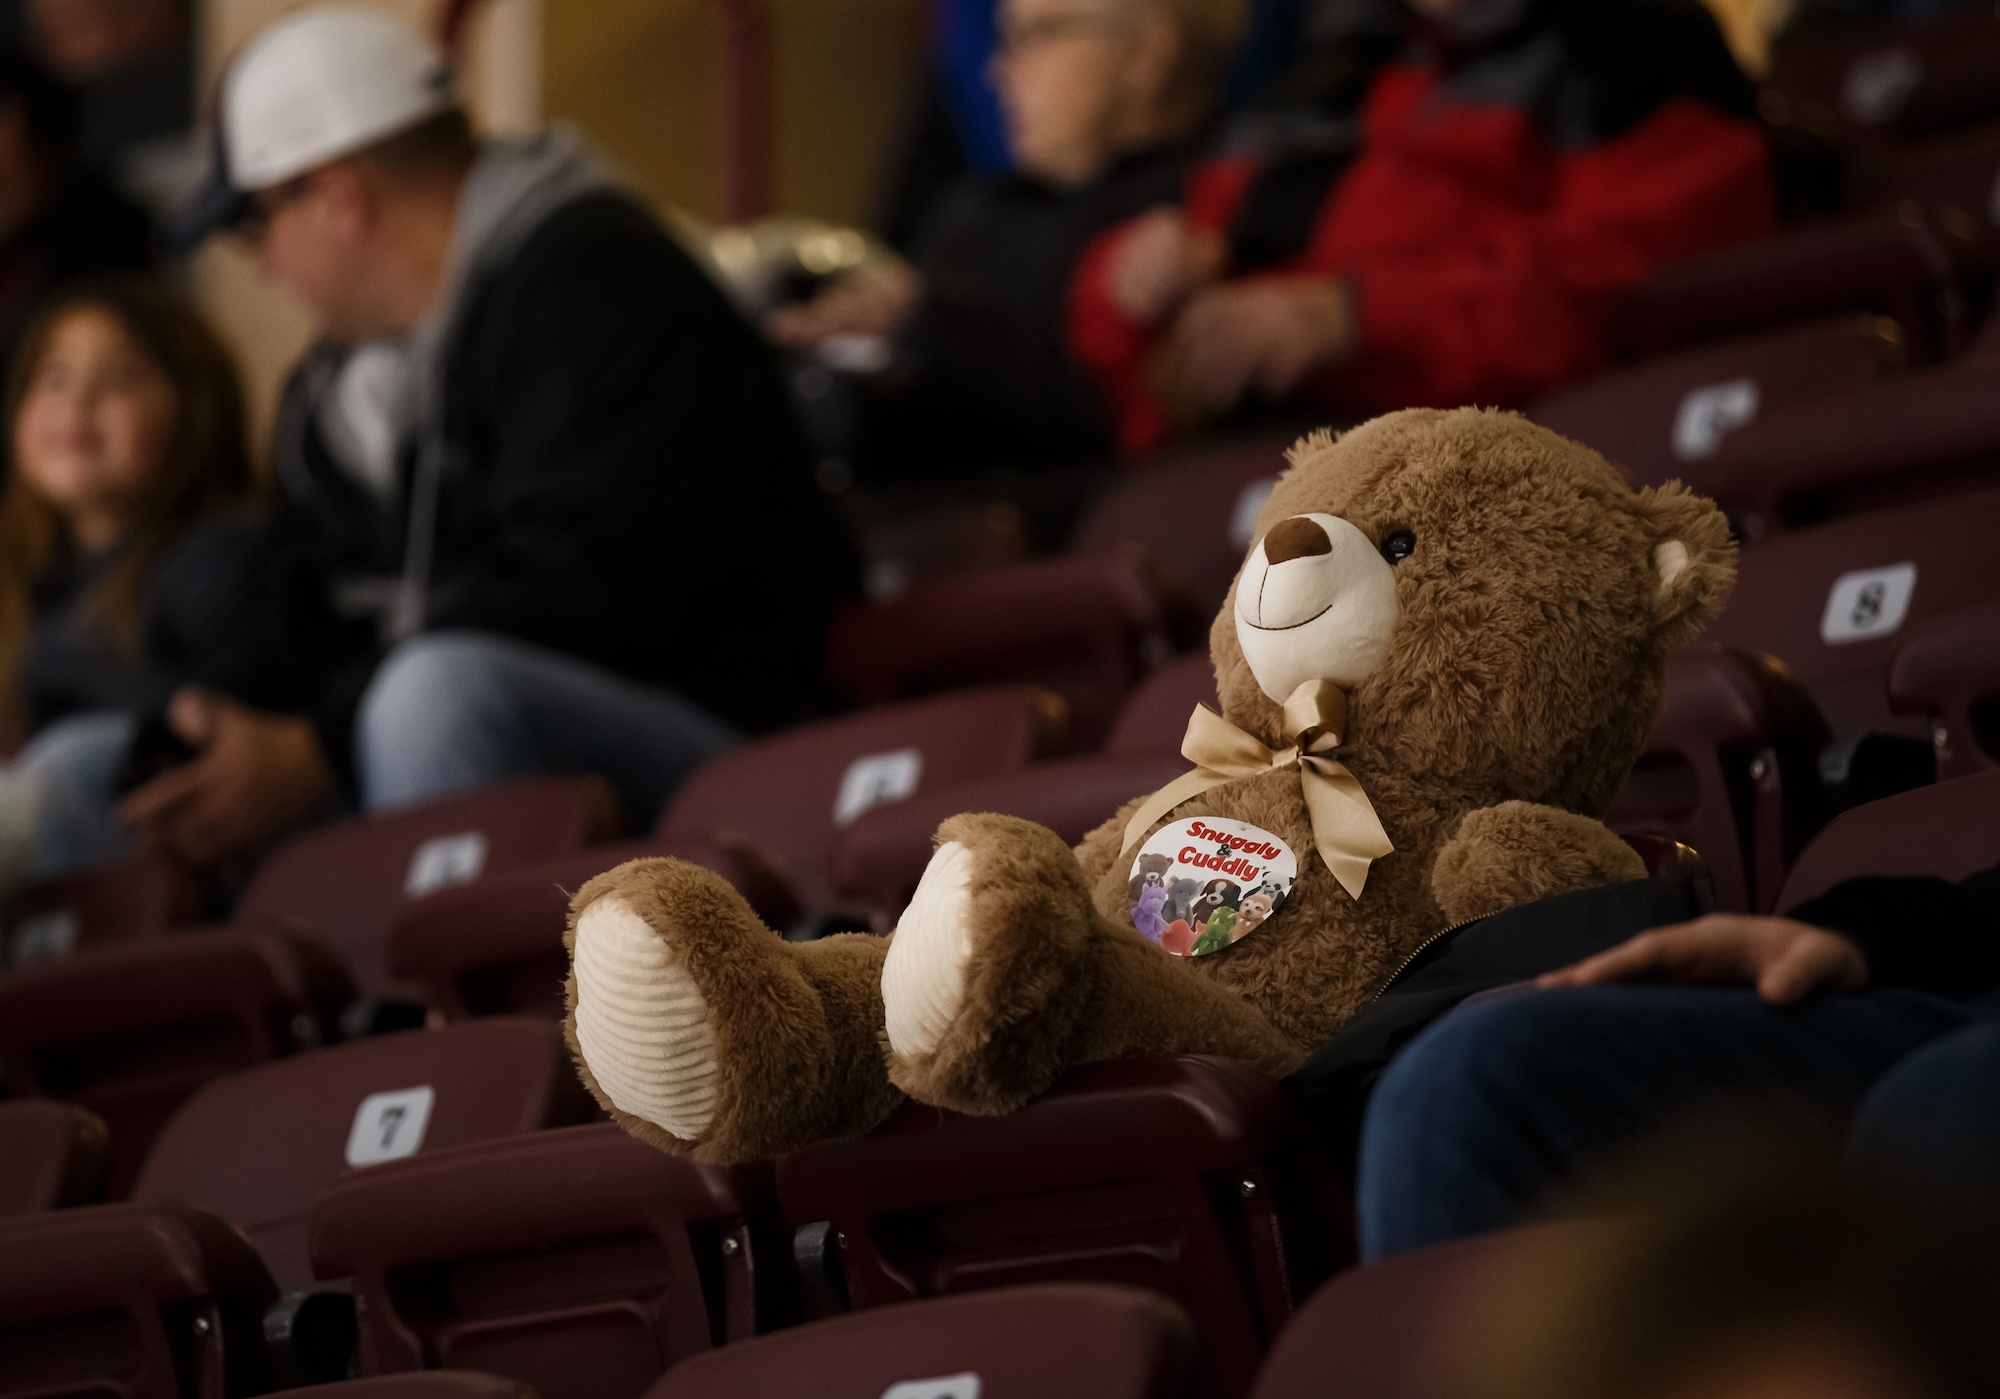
564;408;1735;1163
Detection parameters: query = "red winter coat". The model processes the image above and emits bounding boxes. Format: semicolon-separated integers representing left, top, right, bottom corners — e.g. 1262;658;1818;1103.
1069;63;1777;454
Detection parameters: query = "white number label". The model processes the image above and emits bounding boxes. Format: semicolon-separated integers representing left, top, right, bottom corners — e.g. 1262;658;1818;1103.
345;1085;435;1166
1671;379;1759;461
1842;46;1922;128
1820;563;1917;645
405;831;489;897
882;1375;981;1399
9;909;78;966
834;749;923;826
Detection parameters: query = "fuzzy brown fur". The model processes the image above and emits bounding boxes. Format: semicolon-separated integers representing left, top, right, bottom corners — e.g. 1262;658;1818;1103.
568;408;1735;1160
563;857;903;1162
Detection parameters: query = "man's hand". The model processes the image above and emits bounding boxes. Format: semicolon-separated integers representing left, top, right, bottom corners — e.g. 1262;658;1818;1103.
1109;206;1226;325
117;688;335;867
764;259;921;349
1150;276;1356;423
1537;914;1870;1005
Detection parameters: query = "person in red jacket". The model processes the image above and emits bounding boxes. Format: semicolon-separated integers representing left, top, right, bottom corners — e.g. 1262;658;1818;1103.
1069;0;1778;453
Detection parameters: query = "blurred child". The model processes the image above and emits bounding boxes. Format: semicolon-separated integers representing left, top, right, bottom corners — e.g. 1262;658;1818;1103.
0;275;252;891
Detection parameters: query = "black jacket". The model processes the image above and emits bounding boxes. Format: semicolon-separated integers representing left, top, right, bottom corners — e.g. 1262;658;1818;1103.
210;193;859;782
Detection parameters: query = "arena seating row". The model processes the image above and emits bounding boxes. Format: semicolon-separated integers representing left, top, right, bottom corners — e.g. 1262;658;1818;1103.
3;769;1993;1399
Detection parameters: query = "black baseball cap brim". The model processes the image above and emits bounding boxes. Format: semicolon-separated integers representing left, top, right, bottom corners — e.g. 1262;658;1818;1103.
165;128;252;256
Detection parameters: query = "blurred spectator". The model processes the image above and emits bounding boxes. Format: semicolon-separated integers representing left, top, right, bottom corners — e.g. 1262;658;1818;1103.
0;275;251;887
769;0;1246;479
0;43;152;370
125;7;856;869
1073;0;1778;452
1352;861;2000;1260
1455;1150;2000;1399
20;0;195;215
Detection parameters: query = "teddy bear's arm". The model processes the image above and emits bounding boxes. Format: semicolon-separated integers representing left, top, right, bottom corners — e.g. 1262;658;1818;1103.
1429;801;1647;925
1073;793;1152;883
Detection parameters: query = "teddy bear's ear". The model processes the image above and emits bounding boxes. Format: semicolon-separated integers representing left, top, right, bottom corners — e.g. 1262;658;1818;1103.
1634;483;1737;650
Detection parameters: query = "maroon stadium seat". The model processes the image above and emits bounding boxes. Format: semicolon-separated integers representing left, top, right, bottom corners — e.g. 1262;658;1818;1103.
826;654;1217;924
1703;493;2000;737
658;687;1067;918
233;777;608;998
287;1376;541;1399
1766;7;2000;145
0;1199;278;1399
1605;648;1829;914
1609;210;1973;362
1775;768;2000;911
0;1101;108;1215
4;857;176;969
647;1284;1198;1399
309;1123;792;1399
1685;359;2000;535
1530;316;1904;490
1889;601;2000;779
131;1018;591;1292
1250;1222;1604;1399
828;556;1170;750
849;496;1031;599
1850;121;2000;235
776;1056;1348;1399
1070;430;1298;619
0;928;350;1197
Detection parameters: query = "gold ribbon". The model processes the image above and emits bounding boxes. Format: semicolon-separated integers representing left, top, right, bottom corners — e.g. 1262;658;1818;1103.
1120;679;1394;900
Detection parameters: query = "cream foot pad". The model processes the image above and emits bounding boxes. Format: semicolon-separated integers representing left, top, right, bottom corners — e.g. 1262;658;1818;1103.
571;897;719;1141
882;840;978;1058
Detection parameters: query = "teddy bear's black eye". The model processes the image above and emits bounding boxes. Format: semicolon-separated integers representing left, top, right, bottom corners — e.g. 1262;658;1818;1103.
1379;530;1416;565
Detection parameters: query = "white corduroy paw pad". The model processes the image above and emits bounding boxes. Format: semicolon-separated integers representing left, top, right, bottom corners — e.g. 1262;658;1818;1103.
572;897;719;1141
882;840;978;1058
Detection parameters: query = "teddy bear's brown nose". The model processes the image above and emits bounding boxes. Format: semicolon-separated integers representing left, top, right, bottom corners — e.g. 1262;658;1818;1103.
1263;515;1333;565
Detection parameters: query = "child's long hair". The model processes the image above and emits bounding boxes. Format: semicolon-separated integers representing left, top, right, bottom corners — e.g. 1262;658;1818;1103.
0;276;252;693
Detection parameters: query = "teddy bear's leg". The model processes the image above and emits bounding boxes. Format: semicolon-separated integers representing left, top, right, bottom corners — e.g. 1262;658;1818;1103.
566;857;903;1163
882;813;1303;1116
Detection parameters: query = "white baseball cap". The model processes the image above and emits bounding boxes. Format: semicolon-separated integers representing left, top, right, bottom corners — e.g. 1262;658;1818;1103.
171;6;457;249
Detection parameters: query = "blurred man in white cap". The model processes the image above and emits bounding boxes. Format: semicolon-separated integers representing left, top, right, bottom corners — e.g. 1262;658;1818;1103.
116;6;857;868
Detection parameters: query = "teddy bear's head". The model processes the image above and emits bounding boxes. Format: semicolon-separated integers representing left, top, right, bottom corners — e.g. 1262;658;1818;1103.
1212;408;1735;817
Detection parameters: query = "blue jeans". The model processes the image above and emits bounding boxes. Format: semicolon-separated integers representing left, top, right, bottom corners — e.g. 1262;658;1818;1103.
355;631;738;830
8;710;137;881
1353;983;1981;1260
1847;1011;2000;1206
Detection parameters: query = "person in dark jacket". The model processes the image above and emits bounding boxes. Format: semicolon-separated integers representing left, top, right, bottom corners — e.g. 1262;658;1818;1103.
0;275;252;888
766;0;1245;477
1070;0;1778;452
1352;861;2000;1258
125;7;857;867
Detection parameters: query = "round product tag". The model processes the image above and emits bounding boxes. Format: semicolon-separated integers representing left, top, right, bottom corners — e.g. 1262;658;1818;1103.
1127;817;1297;957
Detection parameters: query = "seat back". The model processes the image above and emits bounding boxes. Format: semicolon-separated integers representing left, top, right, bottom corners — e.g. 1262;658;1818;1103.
1069;431;1296;620
0;1200;277;1399
659;687;1065;915
1609;211;1970;362
1767;7;2000;145
387;837;800;1019
1530;316;1902;490
132;1018;591;1292
309;1124;793;1399
4;858;175;969
776;1056;1349;1399
1850;121;2000;229
0;1102;108;1216
827;557;1166;750
1606;648;1829;913
1106;651;1219;756
1251;1223;1604;1399
1690;360;2000;535
1775;769;2000;911
279;1376;542;1399
648;1284;1198;1399
0;929;348;1196
1888;600;2000;779
1704;493;2000;738
235;778;605;997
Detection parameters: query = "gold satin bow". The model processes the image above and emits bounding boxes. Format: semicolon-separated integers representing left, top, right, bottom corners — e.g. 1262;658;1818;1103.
1120;679;1394;900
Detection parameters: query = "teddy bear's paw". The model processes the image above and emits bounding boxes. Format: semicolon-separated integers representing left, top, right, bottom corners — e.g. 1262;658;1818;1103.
882;840;978;1058
1431;801;1648;924
570;893;720;1145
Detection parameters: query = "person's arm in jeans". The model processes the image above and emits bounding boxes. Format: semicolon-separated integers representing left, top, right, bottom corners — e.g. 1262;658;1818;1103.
1540;864;2000;1004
